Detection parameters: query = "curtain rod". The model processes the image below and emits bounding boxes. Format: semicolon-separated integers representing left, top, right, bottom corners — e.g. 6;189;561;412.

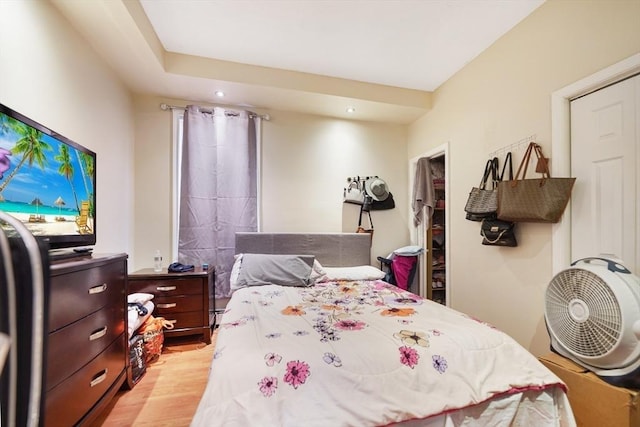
160;103;270;121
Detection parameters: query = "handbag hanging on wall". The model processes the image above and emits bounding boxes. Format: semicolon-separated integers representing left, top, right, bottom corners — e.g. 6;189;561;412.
343;178;365;205
497;142;576;223
369;192;395;210
356;199;374;245
480;218;517;247
464;157;499;221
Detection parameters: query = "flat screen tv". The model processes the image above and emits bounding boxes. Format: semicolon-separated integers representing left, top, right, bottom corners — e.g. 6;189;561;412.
0;103;96;251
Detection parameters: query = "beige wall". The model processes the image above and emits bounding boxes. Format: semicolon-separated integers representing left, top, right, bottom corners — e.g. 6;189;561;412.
408;0;640;355
261;110;409;263
0;0;135;259
131;97;409;271
131;96;174;271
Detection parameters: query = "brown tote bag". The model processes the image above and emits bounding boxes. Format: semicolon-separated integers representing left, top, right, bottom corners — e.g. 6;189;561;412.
497;142;576;223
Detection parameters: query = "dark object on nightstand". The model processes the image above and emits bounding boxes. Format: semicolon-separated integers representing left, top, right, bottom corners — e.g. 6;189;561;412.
168;262;195;273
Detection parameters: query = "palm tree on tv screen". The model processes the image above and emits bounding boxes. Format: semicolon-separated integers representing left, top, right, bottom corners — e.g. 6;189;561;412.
55;144;81;213
77;151;94;216
0;119;51;195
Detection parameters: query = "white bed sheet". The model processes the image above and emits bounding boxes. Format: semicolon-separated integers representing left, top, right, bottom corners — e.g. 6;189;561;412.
391;387;574;426
192;280;576;427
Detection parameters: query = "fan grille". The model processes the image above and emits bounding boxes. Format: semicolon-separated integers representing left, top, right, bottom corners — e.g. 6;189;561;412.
545;268;622;358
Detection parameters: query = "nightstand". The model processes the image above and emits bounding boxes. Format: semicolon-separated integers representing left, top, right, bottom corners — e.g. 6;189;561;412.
128;267;213;344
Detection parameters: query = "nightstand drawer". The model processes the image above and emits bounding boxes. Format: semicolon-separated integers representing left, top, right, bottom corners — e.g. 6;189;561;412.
49;261;124;332
46;301;125;391
129;277;203;296
163;310;207;330
153;294;203;315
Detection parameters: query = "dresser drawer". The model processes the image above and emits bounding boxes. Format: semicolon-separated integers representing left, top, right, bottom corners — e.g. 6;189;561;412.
164;310;207;331
49;261;125;332
153;294;203;315
45;334;126;427
46;301;125;391
129;277;203;296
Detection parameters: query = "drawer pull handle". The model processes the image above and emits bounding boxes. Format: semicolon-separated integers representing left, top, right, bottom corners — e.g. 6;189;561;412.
88;283;108;294
157;303;177;309
89;326;108;341
157;285;176;292
90;369;108;388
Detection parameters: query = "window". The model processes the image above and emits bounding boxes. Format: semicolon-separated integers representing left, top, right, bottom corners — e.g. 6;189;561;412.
171;109;184;262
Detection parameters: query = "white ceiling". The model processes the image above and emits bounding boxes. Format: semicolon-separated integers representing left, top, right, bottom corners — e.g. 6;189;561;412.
52;0;545;124
141;0;544;92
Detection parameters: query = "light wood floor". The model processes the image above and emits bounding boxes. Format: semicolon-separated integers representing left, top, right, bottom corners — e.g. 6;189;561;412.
89;332;217;427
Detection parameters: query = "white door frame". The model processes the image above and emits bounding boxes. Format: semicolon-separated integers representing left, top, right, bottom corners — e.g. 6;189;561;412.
551;53;640;275
409;142;450;303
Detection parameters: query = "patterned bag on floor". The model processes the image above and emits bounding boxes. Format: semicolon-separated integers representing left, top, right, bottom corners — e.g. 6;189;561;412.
129;334;147;385
138;315;174;363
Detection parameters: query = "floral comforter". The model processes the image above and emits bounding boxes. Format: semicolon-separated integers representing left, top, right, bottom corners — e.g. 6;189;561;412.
192;280;568;427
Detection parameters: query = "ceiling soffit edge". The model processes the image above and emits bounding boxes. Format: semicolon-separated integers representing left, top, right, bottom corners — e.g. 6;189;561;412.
163;52;433;110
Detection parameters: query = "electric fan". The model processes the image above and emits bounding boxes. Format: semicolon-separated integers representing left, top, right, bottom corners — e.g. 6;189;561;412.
544;257;640;389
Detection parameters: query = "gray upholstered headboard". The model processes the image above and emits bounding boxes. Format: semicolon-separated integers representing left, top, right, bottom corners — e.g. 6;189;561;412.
235;233;371;267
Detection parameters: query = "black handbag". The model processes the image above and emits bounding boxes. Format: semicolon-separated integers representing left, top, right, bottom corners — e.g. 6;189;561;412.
480;218;517;247
369;192;395;210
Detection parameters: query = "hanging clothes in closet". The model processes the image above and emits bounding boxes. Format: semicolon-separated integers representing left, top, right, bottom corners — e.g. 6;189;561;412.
412;157;435;228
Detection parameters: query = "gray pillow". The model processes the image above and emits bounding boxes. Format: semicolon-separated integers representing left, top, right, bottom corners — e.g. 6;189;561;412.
236;254;315;288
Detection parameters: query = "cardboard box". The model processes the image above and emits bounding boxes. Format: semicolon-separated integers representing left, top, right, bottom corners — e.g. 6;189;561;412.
539;352;640;427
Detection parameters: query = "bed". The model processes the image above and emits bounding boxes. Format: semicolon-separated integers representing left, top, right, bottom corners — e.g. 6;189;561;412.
192;232;576;427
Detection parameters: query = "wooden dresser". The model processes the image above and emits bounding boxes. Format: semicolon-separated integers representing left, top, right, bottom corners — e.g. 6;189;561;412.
128;268;213;344
46;253;128;427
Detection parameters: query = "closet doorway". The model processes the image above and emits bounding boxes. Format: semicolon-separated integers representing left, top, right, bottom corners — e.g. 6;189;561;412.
409;143;449;305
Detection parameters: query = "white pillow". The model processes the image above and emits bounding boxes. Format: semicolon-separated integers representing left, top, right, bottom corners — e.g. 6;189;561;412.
309;259;327;283
230;253;244;291
127;293;154;304
319;265;386;282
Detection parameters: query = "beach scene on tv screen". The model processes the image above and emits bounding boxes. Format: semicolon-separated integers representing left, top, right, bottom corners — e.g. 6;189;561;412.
0;110;94;237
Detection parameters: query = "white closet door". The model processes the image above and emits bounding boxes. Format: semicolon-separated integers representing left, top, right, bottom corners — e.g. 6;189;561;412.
570;74;640;272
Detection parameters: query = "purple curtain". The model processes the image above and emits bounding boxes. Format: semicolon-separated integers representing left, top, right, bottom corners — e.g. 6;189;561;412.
179;105;257;298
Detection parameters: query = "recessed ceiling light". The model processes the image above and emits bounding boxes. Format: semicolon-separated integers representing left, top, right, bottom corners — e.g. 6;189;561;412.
215;90;225;97
346;106;355;113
